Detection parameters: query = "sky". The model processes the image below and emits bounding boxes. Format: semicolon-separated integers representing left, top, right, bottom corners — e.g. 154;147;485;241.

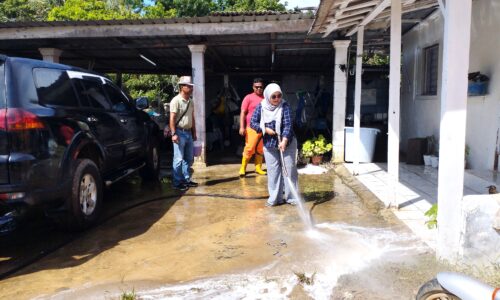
284;0;320;9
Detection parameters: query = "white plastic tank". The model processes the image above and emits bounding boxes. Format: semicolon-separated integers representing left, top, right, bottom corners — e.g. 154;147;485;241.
344;127;380;163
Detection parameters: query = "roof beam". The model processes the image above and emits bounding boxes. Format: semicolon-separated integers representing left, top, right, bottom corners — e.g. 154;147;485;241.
321;0;354;37
346;0;391;36
374;0;439;21
343;0;379;12
0;19;313;40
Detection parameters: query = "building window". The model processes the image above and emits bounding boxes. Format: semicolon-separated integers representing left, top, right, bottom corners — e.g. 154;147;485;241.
421;44;439;96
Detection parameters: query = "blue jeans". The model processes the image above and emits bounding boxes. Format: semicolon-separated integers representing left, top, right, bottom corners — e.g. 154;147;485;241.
172;129;194;186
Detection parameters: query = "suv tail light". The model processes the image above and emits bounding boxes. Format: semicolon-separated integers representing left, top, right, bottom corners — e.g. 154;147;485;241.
0;108;45;131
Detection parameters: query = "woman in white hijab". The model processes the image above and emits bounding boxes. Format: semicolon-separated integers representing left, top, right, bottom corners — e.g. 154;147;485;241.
250;83;298;206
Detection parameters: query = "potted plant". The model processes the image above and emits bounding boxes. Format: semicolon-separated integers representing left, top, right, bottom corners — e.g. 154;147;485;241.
301;134;333;165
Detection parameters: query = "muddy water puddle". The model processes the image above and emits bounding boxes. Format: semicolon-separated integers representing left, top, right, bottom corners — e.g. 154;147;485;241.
0;167;438;299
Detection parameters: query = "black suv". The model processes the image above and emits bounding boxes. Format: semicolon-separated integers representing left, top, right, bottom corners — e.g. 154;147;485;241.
0;56;161;231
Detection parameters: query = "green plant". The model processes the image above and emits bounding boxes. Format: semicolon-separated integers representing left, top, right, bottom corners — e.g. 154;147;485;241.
424;203;438;229
294;271;316;285
301;135;332;158
121;289;137;300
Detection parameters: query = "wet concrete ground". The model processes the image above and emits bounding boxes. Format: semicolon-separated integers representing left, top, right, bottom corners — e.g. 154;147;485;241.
0;164;445;299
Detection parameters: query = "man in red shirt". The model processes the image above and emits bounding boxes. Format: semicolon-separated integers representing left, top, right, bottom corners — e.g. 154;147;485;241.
239;78;266;176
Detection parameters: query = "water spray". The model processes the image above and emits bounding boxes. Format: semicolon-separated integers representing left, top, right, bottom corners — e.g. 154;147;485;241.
278;136;314;230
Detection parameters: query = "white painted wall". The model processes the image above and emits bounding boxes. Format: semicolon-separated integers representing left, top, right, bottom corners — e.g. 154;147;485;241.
401;12;443;153
401;0;500;170
465;0;500;170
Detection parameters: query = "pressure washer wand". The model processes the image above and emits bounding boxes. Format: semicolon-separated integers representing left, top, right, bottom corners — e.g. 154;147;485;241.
278;135;289;178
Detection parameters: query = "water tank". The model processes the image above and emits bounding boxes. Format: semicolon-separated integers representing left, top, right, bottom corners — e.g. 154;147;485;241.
344;127;380;163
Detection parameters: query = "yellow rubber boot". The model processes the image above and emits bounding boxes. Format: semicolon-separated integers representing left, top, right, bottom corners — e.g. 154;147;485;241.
254;154;267;175
239;157;248;177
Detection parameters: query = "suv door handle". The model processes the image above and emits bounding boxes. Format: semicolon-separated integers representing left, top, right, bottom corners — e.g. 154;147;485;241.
87;116;99;122
119;118;128;124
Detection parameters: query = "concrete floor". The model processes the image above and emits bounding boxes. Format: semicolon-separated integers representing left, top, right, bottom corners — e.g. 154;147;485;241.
344;162;497;250
0;164;441;299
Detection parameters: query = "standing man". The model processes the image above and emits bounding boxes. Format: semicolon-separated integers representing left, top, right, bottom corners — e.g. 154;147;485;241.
239;78;267;177
170;76;198;191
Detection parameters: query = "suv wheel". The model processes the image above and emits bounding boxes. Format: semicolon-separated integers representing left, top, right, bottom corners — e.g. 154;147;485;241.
140;140;160;181
416;278;459;300
60;159;103;231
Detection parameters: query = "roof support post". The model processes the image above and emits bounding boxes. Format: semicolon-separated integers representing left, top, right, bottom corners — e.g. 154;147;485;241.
352;26;364;175
189;44;207;167
38;48;62;63
332;40;351;163
387;0;402;208
437;0;472;262
116;72;122;88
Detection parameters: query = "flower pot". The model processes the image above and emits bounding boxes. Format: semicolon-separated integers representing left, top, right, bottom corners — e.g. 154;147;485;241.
311;155;323;166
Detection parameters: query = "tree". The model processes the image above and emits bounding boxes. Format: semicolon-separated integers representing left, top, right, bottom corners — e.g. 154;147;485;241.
121;74;178;104
152;0;215;17
218;0;286;12
0;0;61;22
142;2;176;18
47;0;139;21
147;0;287;17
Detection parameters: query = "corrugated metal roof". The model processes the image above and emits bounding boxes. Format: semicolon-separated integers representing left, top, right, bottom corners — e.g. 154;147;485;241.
0;12;312;29
0;12;335;74
310;0;438;38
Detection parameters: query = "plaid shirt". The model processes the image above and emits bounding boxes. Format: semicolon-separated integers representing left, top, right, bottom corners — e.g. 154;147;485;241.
250;102;294;149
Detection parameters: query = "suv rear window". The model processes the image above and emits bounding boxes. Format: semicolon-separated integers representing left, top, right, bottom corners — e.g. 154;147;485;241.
0;60;5;109
34;68;78;107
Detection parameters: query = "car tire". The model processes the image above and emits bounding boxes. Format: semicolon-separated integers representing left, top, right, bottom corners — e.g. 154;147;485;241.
57;159;103;231
416;278;459;300
140;139;160;181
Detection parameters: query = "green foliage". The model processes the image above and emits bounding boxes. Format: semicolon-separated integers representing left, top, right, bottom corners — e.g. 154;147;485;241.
424;203;438;229
142;2;176;18
294;271;316;285
152;0;215;17
0;0;59;21
301;134;332;158
349;53;390;66
147;0;286;17
121;74;178;103
120;289;137;300
363;53;389;66
48;0;139;21
217;0;286;12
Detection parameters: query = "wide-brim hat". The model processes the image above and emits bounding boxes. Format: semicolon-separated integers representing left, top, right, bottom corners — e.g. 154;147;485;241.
178;76;194;86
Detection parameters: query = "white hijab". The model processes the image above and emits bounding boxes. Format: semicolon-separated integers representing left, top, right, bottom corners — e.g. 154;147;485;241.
260;83;284;136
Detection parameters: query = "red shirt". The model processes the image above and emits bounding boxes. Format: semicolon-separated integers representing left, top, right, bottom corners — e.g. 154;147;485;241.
241;93;264;128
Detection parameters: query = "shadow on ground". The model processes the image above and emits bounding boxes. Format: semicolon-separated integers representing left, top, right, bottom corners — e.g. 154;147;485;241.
0;176;183;280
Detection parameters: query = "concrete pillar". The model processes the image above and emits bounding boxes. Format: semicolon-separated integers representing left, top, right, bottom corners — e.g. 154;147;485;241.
38;48;62;63
188;44;207;167
437;0;472;262
387;0;402;208
332;40;351;163
352;26;364;175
